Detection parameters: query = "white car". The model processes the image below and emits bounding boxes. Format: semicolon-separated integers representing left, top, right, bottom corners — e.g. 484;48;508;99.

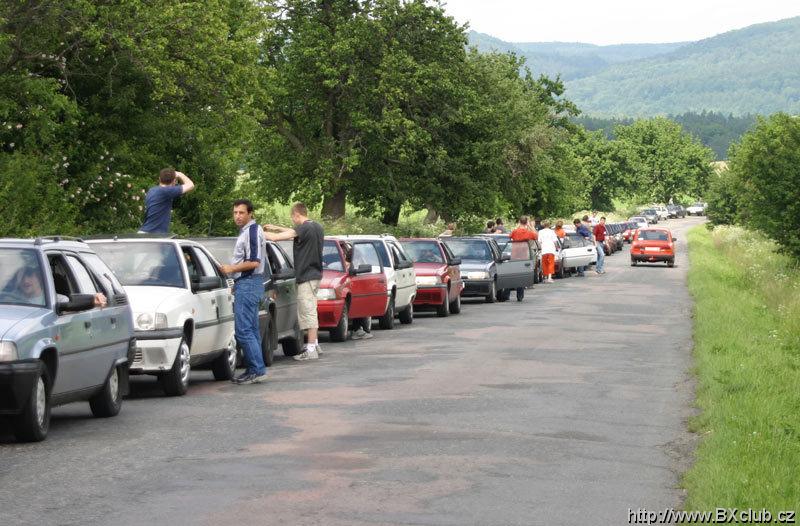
89;237;237;396
686;202;707;215
332;235;416;329
629;216;649;229
560;231;597;270
654;206;669;220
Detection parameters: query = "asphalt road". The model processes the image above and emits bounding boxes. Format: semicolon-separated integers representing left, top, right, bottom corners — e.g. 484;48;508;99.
0;217;703;526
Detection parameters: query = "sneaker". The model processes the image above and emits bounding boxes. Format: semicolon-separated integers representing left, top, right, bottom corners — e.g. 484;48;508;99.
232;372;250;384
351;327;374;340
233;372;266;385
546;277;555;283
293;346;319;361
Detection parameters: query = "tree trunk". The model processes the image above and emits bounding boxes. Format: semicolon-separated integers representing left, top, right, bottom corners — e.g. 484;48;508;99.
424;206;439;224
382;203;401;226
322;188;346;220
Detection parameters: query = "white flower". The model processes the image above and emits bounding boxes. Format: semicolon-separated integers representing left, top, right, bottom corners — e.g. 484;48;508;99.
15;124;22;129
62;162;69;168
8;143;14;148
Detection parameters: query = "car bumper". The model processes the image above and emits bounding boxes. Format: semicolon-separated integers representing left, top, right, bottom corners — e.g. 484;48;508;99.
131;328;184;373
0;359;41;415
414;284;447;306
317;298;345;328
462;279;493;297
631;253;674;262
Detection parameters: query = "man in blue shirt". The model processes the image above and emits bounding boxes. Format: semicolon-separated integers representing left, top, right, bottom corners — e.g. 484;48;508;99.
220;199;267;385
139;168;195;233
573;218;592;277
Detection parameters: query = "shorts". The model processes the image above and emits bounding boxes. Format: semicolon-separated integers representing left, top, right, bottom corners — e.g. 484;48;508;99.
297;280;320;330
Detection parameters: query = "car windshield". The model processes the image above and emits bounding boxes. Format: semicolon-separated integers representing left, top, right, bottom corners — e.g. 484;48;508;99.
92;242;185;288
639;230;670;241
444;240;492;261
0;248;47;307
193;238;234;264
322;241;345;271
692;203;704;207
643;209;656;214
401;241;444;264
630;217;645;222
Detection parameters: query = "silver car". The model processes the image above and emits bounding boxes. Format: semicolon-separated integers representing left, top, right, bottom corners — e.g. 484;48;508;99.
0;237;135;442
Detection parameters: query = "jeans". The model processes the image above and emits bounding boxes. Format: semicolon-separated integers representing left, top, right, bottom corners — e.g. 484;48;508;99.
233;275;266;375
595;241;606;272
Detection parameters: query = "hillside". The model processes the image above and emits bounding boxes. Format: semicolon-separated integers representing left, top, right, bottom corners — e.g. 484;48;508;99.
565;17;800;116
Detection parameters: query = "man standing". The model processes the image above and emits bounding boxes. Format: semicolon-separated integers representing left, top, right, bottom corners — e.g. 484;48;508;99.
220;199;267;384
439;222;456;237
573;218;591;277
494;218;506;233
139;168;195;233
509;216;537;301
593;216;608;275
264;203;324;361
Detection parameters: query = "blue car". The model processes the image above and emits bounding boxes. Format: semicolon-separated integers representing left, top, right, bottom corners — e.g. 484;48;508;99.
0;237;135;442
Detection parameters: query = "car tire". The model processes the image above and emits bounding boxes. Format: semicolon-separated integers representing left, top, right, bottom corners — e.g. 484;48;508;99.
281;321;303;356
399;303;413;325
212;336;237;381
497;288;510;302
261;317;276;367
485;280;497;303
89;365;123;418
13;364;51;442
379;296;395;330
160;338;190;396
330;302;349;342
436;289;450;317
449;290;461;314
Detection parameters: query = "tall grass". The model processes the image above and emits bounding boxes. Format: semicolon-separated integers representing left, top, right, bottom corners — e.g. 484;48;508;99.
684;225;800;510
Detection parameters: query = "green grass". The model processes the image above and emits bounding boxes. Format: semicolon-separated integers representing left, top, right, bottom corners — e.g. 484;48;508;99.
684;225;800;510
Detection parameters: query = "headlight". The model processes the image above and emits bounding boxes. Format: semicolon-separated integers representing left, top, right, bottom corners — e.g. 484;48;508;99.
316;288;337;300
416;276;440;286
136;313;168;330
0;342;18;362
465;271;490;280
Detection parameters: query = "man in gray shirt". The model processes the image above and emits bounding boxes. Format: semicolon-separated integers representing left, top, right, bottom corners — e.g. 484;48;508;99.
264;202;324;361
220;199;267;384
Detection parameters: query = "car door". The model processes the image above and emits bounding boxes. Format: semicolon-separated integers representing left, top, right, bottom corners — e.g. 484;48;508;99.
181;245;218;357
266;242;297;335
349;242;388;318
387;241;415;308
497;240;533;290
562;236;594;269
46;253;104;395
441;242;463;300
191;245;234;351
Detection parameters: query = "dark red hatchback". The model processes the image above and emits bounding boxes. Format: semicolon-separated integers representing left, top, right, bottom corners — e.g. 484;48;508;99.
399;238;463;317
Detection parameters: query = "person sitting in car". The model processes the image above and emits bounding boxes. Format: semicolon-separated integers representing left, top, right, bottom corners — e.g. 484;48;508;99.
12;266;106;308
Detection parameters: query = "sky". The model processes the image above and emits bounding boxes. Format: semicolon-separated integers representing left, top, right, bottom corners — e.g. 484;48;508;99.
442;0;800;45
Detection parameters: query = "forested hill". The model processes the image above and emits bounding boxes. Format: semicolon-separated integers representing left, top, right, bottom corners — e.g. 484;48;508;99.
469;16;800;117
566;17;800;116
468;31;685;81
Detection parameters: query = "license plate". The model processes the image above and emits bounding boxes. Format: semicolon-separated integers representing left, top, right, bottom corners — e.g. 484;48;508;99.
645;247;660;251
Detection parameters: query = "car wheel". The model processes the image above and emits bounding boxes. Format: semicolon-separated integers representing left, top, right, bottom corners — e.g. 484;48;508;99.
212;335;237;381
449;290;462;314
281;321;303;356
485;280;497;303
261;317;276;367
497;288;510;302
379;296;395;330
437;289;450;317
89;365;123;417
330;302;349;342
160;338;190;396
399;302;413;325
13;365;51;442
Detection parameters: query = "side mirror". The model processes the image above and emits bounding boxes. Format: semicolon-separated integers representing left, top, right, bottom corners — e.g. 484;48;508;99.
57;293;96;314
499;254;511;262
349;264;372;276
273;268;295;280
192;276;222;292
448;257;462;266
672;237;677;242
395;260;412;270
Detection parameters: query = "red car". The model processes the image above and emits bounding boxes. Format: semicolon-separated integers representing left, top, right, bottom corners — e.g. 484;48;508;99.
399;238;464;317
317;238;389;341
630;228;676;267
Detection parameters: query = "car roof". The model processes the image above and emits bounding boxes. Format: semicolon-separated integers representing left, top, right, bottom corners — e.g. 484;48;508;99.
87;236;203;248
398;237;440;242
331;234;398;242
0;236;92;251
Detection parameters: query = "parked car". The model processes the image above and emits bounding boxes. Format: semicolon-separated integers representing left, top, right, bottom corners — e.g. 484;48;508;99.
443;237;535;302
333;235;416;329
630;228;677;267
0;237;135;441
191;237;303;363
89;237;238;396
686;202;707;216
607;223;625;251
667;204;686;219
317;238;388;340
623;221;639;243
481;233;544;282
641;209;659;224
400;238;463;317
654;205;669;221
559;231;596;273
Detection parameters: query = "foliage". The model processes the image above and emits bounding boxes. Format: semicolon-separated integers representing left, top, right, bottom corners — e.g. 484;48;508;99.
685;225;800;510
705;166;741;226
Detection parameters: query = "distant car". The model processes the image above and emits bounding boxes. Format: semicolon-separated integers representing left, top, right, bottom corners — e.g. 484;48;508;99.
317;238;388;340
629;216;648;230
89;237;238;396
654;206;669;221
443;237;535;302
333;235;416;329
400;238;464;317
0;237;135;442
641;209;659;224
191;237;303;363
686;202;707;216
559;231;596;272
630;228;677;267
667;204;686;219
623;221;640;243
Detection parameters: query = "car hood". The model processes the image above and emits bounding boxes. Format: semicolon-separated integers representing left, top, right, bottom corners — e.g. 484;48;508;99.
458;260;493;272
124;285;191;313
0;305;45;341
412;262;448;276
321;270;347;289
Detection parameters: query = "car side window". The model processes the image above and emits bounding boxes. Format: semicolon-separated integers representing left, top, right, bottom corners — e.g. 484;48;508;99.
81;252;122;295
442;243;455;262
65;255;100;295
509;241;531;261
48;254;79;304
373;242;392;268
181;246;202;282
191;247;219;278
352;243;381;271
389;244;405;267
